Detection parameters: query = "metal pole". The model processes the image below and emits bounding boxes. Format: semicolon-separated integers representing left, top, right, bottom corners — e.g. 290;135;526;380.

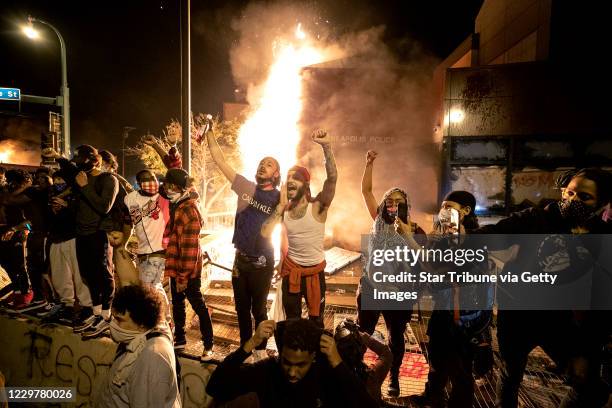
31;17;70;157
180;0;191;173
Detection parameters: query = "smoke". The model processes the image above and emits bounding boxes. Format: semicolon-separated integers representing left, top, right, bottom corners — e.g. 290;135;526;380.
0;117;45;166
230;2;441;249
301;27;441;248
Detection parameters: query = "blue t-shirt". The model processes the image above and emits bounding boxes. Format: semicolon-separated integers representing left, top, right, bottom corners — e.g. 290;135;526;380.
231;174;280;258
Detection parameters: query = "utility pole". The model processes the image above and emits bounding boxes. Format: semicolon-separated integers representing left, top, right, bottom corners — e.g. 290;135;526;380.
180;0;191;173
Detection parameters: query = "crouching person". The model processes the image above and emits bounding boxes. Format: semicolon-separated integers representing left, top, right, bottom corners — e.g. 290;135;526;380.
96;284;180;407
206;318;378;408
334;318;393;405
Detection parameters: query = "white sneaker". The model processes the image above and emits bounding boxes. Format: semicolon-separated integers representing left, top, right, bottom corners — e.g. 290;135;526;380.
201;347;214;362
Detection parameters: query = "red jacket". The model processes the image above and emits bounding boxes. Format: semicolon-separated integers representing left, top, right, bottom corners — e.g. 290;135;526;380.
164;198;202;284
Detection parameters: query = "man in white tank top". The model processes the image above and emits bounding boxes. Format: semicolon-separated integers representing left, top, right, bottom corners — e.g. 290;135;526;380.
261;130;337;327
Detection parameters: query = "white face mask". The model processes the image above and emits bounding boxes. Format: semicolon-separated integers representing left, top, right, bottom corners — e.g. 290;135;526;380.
110;319;143;343
167;191;182;203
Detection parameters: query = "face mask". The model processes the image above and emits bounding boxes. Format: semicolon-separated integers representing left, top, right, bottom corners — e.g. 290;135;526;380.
109;319;143;343
139;180;159;195
51;183;69;195
438;207;460;234
559;199;595;226
77;161;95;173
386;204;398;218
167;191;182;203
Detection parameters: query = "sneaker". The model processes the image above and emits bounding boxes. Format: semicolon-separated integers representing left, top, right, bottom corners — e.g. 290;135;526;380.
57;306;76;326
6;292;37;313
74;314;97;333
0;291;16;305
174;338;187;351
81;316;110;340
37;302;64;318
201;347;214;362
388;374;400;397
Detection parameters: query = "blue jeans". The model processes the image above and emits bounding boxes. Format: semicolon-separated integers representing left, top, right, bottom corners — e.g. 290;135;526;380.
137;255;169;311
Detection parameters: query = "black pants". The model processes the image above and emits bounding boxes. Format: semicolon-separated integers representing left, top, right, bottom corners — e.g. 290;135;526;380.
232;255;273;350
171;277;214;349
423;311;474;408
282;271;326;327
76;231;114;310
26;232;47;301
357;291;409;377
0;236;30;294
495;310;608;408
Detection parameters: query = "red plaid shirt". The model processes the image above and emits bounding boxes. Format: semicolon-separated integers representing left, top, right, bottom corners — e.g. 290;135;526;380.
164;198;202;284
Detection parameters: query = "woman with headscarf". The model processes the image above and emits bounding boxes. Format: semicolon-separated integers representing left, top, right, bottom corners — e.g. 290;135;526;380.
358;150;427;397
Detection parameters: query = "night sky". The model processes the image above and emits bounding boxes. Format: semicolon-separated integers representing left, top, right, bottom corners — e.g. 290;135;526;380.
0;0;482;169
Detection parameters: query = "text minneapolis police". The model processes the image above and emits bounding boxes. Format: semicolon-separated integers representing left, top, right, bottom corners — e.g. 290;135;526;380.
370;246;558;301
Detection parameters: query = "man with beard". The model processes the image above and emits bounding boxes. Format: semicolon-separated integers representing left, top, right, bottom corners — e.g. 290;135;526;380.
124;170;171;315
261;130;337;327
206;318;378;408
205;126;280;358
476;168;612;408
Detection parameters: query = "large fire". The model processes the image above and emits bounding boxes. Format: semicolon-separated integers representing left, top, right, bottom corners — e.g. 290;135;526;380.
234;24;329;259
236;24;326;177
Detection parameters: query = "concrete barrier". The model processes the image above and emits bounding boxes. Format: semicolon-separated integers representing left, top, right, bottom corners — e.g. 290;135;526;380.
0;315;214;407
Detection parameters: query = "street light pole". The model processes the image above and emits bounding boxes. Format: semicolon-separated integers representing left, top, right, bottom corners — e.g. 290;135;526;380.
180;0;191;174
28;16;70;157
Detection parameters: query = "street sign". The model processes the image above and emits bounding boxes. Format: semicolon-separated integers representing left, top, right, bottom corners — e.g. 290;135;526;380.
0;87;21;101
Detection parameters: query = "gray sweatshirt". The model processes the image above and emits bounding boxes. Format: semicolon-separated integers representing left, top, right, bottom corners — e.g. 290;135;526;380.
95;330;181;408
76;172;118;235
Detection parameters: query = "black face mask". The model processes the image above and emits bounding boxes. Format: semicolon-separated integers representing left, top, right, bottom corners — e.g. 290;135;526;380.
77;161;95;173
51;183;69;195
558;200;596;226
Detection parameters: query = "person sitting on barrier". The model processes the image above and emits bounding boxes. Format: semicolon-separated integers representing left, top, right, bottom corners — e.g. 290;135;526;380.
206;318;378;407
96;284;180;408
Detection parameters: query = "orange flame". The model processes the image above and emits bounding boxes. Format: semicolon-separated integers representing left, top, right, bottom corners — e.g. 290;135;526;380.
236;24;325;178
0;149;10;163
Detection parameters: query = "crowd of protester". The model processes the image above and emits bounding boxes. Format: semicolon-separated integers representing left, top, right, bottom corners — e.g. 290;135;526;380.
1;125;611;407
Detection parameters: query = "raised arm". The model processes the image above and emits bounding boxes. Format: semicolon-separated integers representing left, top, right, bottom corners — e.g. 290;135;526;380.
206;129;237;184
142;135;170;162
361;150;378;220
206;321;275;402
312;130;337;210
77;172;119;215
